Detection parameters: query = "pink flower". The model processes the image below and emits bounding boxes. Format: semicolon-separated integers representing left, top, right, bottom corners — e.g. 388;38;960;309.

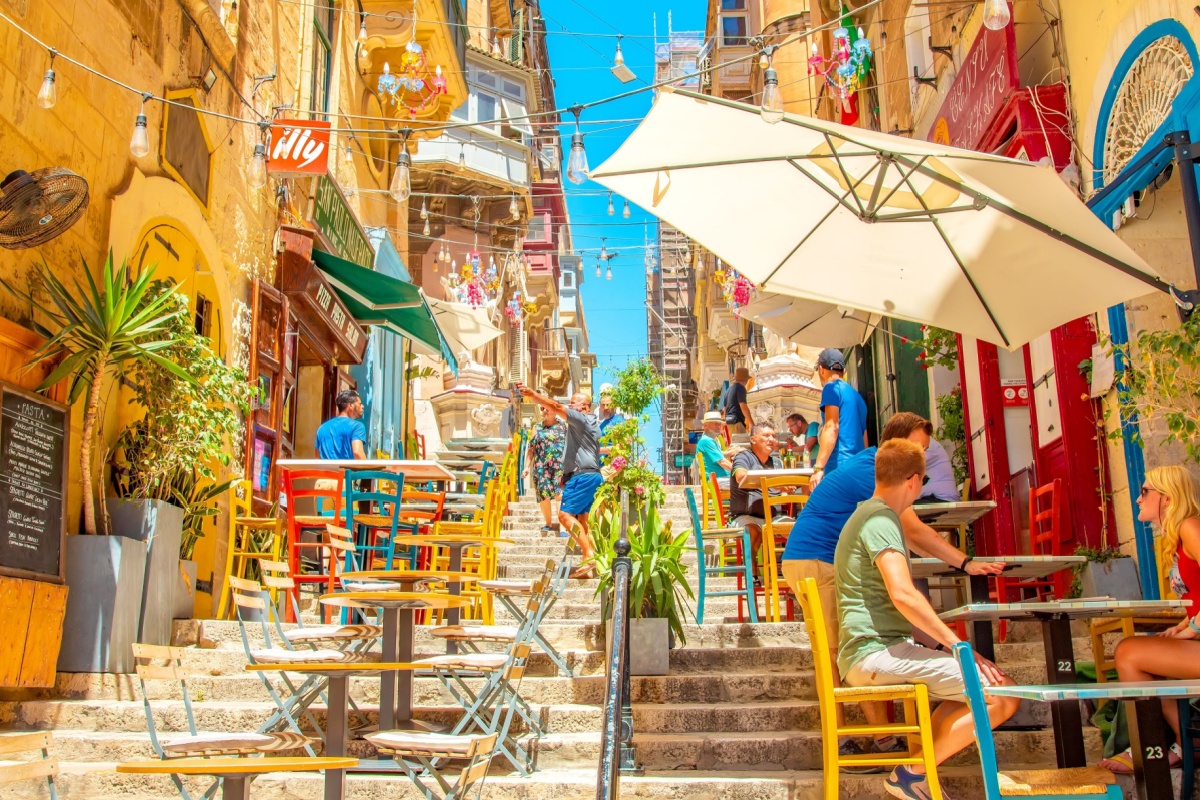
635;486;645;495
611;456;628;471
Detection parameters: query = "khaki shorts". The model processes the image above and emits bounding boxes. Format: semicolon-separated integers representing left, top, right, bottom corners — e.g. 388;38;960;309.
844;640;987;702
782;560;838;653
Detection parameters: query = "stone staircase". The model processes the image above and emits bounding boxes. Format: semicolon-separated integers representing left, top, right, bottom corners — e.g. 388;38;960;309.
0;486;1127;799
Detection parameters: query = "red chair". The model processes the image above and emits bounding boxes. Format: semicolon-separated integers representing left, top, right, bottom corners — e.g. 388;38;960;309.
399;487;446;571
282;469;345;622
992;479;1067;639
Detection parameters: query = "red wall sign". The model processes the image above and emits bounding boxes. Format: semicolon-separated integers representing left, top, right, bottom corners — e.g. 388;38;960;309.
927;18;1019;151
268;119;332;176
1000;378;1029;407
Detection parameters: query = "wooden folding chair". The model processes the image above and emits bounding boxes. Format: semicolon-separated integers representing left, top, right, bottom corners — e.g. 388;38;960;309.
0;732;59;800
216;479;284;620
281;469;344;622
759;474;808;622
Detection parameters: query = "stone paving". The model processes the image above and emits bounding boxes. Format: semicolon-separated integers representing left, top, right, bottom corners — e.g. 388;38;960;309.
0;486;1135;799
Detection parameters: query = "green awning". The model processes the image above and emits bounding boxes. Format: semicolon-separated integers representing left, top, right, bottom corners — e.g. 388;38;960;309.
312;249;458;373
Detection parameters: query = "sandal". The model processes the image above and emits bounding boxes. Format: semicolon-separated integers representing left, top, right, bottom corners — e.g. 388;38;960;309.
1100;743;1182;774
568;565;597;580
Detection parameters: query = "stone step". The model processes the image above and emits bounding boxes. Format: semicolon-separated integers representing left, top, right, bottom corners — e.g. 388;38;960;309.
14;721;1100;773
3;693;1063;738
7;762;1141;800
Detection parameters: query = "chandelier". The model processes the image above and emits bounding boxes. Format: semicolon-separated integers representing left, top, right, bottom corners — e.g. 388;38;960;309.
808;21;873;102
444;252;501;309
377;38;447;118
714;263;754;313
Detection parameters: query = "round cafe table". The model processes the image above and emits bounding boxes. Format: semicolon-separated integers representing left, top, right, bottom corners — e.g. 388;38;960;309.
388;536;515;652
116;756;358;800
319;591;471;732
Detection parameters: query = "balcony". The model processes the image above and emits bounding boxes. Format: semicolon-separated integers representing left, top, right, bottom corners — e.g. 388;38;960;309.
540;327;570;360
413;127;530;189
358;1;468;135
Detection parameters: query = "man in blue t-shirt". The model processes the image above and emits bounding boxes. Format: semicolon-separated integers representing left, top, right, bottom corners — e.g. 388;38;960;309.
779;412;1005;768
315;390;367;461
811;348;868;488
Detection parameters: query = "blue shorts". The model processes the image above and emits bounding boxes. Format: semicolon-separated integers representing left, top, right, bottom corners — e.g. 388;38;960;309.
561;471;604;516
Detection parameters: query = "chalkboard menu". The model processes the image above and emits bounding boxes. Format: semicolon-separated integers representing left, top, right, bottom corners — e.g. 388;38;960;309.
0;383;68;582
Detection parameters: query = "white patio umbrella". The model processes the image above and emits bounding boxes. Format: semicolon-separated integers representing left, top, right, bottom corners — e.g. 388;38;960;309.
739;291;882;348
425;297;504;355
591;89;1169;349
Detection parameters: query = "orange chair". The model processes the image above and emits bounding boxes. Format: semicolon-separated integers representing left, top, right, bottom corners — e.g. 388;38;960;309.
282;469;344;622
399;488;446;570
992;479;1068;641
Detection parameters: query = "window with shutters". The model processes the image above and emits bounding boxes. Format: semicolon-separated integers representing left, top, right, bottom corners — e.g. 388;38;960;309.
311;4;335;114
508;9;525;64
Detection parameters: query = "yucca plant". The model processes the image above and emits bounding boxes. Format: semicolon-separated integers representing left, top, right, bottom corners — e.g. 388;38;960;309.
2;253;191;535
592;496;695;645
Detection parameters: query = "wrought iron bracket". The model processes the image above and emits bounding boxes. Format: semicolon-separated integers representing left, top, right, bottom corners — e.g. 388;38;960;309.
912;66;938;88
928;35;954;62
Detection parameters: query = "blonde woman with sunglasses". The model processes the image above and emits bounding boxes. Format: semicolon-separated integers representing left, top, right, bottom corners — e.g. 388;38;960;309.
1099;465;1200;774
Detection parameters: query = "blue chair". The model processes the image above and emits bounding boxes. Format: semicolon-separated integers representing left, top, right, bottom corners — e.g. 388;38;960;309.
477;460;496;494
343;469;405;572
953;642;1121;799
684;487;757;624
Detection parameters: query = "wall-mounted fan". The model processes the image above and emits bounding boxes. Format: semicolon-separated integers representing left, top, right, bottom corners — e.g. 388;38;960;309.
0;167;89;250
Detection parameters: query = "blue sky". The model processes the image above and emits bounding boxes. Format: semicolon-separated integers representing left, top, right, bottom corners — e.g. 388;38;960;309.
544;1;704;471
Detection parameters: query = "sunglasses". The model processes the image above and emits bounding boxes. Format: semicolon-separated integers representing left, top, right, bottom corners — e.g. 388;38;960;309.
1140;486;1156;498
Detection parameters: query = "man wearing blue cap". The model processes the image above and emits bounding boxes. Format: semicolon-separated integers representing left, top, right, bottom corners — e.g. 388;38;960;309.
811;348;868;489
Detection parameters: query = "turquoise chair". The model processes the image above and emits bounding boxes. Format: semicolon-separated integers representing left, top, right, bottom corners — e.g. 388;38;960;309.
954;642;1122;799
343;469;405;572
684;487;757;624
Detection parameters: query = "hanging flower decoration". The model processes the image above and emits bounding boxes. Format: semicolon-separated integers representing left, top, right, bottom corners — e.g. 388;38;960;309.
377;40;447;118
505;292;524;323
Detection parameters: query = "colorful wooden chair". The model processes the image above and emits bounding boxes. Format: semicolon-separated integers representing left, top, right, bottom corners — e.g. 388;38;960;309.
685;487;757;624
216;479;284;620
281;469;344;622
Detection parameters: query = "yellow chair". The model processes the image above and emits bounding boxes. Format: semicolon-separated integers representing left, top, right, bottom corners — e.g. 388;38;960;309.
792;576;942;799
216;480;284;620
759;474;809;622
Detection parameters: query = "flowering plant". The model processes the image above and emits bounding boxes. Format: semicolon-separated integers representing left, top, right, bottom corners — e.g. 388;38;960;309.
595;358;666;511
917;325;961;371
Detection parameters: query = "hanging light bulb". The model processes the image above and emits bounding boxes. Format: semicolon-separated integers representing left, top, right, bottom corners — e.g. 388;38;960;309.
357;14;368;44
613;39;626;69
248;143;268;189
37;51;57;109
605;264;613;281
760;64;785;124
420;198;429;219
130;95;151;157
982;0;1011;30
595;261;602;278
509;193;520;220
567;108;589;185
607;192;615;216
344;139;354;163
458;144;467;171
389;130;412;202
423;218;430;236
600;240;607;260
622;199;631;219
451;258;457;271
758;52;769;70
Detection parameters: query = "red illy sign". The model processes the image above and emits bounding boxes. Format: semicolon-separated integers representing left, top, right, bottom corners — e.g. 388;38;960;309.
268;119;332;176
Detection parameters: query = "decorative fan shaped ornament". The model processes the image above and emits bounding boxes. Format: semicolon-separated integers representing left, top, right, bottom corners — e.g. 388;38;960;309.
0;168;89;249
1103;36;1193;184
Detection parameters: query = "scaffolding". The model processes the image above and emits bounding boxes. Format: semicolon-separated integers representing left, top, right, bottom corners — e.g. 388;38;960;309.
647;223;696;484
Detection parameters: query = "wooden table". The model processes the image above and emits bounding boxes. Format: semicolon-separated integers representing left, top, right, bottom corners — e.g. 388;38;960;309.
736;468;814;491
940;598;1189;769
318;591;471;734
390;535;515;651
277;459;455;484
116;756;358;800
985;679;1200;800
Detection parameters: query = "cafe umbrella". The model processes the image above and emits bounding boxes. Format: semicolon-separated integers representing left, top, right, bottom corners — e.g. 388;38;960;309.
589;88;1170;349
739;291;882;349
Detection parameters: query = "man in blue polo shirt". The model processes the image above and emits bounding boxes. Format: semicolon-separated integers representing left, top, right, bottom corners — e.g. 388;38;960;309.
810;348;867;488
780;412;1004;769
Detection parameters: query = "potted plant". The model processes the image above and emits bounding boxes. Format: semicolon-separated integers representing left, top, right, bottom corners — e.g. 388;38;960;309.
4;254;192;672
593;497;694;676
107;282;255;633
1068;545;1141;600
595;358;665;515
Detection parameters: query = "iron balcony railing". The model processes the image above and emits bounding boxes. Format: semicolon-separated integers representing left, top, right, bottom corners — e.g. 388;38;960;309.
596;492;638;800
541;327;570;357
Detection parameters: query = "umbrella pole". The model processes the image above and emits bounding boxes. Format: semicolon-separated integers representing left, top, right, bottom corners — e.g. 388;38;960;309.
1166;131;1200;308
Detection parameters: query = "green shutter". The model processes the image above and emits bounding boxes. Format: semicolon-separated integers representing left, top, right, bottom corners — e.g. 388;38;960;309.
509;9;524;64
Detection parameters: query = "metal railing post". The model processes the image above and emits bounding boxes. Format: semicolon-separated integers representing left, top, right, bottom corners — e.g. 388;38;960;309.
596;491;638;799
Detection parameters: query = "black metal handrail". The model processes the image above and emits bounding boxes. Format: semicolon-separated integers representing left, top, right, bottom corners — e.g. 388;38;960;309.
597;492;638;799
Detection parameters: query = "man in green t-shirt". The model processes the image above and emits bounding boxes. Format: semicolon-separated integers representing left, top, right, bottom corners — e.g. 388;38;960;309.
833;439;1020;800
